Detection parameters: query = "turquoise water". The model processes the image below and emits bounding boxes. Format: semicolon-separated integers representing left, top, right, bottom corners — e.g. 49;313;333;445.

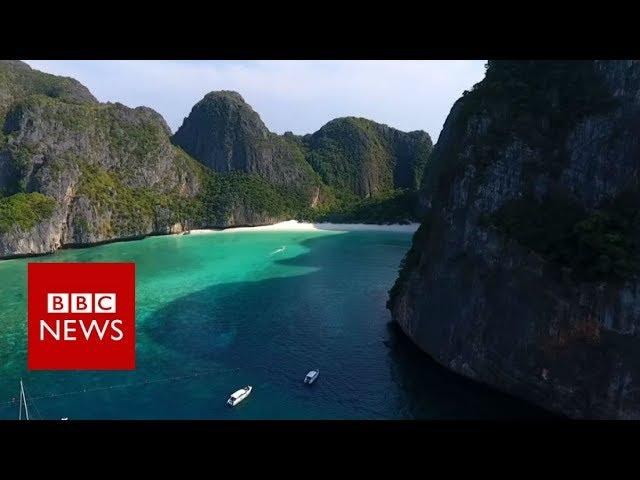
0;229;549;419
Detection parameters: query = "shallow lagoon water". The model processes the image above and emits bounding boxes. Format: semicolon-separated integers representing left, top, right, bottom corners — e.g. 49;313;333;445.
0;229;550;419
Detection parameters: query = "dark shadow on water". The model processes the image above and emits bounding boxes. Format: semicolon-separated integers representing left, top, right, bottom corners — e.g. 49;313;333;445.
139;232;556;419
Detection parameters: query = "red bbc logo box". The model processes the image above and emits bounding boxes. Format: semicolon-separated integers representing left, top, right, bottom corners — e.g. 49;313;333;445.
28;262;136;370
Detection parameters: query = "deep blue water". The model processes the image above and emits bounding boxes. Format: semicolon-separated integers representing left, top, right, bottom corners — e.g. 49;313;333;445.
0;229;551;419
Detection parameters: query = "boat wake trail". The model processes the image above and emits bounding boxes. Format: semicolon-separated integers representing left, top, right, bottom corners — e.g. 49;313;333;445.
269;246;286;256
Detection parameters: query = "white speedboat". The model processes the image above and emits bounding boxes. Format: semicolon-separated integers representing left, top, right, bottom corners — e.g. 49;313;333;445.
304;370;319;384
227;386;252;406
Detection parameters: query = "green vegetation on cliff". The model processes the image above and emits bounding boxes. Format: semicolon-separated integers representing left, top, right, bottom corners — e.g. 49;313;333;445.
0;60;95;127
423;61;619;199
490;191;640;281
316;189;420;224
415;60;637;283
303;117;431;198
197;171;295;225
0;95;203;242
304;117;394;194
0;192;56;233
387;217;430;308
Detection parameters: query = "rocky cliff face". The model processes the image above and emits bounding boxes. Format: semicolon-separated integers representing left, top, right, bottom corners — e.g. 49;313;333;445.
0;66;205;256
0;60;96;126
172;91;320;199
389;60;640;419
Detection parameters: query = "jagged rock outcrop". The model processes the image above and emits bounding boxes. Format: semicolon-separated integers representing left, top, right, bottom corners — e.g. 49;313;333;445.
172;92;433;204
389;60;640;419
173;91;267;173
172;91;321;204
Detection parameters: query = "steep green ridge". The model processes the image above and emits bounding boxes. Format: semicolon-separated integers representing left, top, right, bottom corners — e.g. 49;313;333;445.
0;61;313;256
172;91;433;223
0;61;432;258
394;60;631;300
0;60;96;127
0;61;198;255
422;61;619;199
171;90;325;212
303;117;431;197
300;117;431;223
457;61;631;282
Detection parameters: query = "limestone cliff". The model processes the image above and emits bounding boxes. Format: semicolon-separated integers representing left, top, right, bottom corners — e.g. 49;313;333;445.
389;60;640;419
172;91;321;205
0;84;204;256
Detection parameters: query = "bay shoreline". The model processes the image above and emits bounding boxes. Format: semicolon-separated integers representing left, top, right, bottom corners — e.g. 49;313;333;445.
190;220;420;235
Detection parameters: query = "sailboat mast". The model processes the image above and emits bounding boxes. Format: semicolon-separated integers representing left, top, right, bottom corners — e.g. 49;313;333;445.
19;379;29;420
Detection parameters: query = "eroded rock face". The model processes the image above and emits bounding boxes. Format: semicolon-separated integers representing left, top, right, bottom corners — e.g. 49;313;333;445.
0;62;204;256
389;61;640;419
172;91;319;195
173;91;268;173
0;60;96;125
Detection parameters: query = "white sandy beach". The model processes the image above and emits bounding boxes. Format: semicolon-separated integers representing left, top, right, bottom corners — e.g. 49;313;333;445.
189;220;420;235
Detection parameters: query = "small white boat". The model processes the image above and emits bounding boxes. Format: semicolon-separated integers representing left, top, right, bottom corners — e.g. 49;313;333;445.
227;385;252;406
304;370;319;384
